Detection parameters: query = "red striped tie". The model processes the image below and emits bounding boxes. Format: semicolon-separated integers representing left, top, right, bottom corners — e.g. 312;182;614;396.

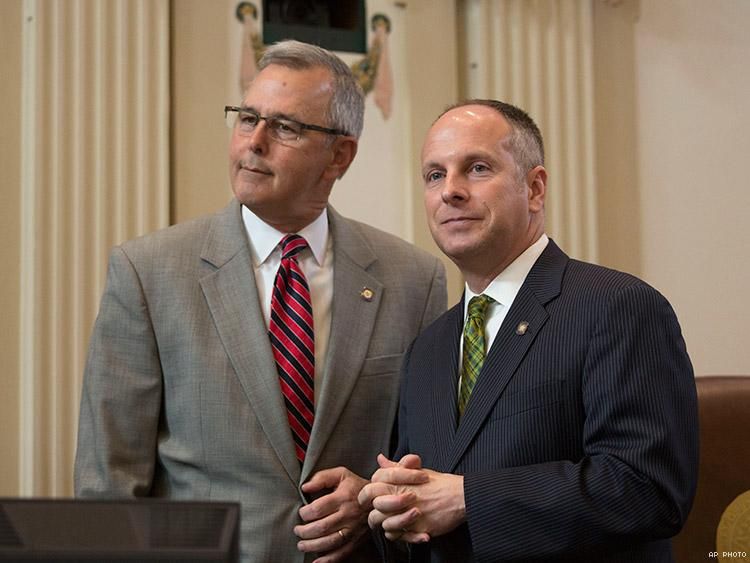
269;235;315;464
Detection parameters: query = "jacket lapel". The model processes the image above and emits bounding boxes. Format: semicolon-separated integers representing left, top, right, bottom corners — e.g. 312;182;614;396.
301;207;384;480
198;200;300;484
429;303;463;470
443;240;568;473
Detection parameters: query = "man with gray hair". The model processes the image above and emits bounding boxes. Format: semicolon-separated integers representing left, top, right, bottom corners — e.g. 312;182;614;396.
75;40;446;562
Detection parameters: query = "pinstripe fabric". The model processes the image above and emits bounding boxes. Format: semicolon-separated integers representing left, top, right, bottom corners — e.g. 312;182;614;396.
395;240;698;562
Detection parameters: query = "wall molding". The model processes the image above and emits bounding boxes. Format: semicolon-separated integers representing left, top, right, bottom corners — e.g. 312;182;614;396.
459;0;598;262
18;0;170;496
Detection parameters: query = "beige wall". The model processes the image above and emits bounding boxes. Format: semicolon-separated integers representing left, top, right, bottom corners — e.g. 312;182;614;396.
2;0;748;496
593;0;642;276
0;0;22;495
595;0;750;375
405;0;462;301
171;0;234;223
635;0;750;376
173;0;750;374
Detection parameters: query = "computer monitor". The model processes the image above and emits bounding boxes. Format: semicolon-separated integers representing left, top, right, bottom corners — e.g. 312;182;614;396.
0;498;239;562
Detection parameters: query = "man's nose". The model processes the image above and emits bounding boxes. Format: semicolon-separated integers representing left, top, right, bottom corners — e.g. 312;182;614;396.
441;174;469;203
246;120;270;154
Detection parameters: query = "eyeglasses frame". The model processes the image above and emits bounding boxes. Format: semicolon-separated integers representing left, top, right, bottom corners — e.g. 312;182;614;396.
224;105;349;140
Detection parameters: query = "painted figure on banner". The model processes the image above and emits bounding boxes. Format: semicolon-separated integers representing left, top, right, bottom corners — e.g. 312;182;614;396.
237;2;263;96
350;14;393;119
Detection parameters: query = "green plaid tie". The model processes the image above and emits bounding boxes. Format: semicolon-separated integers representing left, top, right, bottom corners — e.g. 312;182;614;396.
458;294;494;416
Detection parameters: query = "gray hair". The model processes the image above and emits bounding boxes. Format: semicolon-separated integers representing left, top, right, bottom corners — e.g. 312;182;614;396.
441;99;545;177
258;40;365;139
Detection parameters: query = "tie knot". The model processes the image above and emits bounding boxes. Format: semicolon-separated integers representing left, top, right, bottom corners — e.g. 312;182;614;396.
280;234;308;260
467;294;493;321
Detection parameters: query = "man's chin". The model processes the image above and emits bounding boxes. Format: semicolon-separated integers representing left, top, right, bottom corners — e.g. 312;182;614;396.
232;184;269;206
433;238;481;266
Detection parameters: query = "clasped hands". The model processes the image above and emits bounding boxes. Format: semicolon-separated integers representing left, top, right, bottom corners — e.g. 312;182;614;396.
294;455;464;561
357;453;466;544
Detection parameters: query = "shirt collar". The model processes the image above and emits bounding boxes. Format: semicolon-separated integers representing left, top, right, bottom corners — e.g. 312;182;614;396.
465;234;549;309
241;205;329;267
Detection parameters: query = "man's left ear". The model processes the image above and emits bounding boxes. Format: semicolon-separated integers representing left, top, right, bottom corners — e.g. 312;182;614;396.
324;137;358;181
527;165;547;212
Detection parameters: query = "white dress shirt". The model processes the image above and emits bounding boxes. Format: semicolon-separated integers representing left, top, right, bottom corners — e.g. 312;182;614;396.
241;205;333;403
459;234;549;380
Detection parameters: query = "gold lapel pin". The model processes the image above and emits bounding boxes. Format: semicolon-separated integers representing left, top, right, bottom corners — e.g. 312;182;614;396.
360;287;375;301
516;321;529;335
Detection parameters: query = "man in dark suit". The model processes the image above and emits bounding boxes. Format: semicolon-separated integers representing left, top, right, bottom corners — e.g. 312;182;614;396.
358;100;699;562
74;41;446;562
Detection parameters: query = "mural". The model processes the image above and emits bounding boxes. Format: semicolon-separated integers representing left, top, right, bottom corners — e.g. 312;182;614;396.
235;2;393;120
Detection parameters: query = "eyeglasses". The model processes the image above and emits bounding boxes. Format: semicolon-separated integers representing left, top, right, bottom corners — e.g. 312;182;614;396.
224;106;348;142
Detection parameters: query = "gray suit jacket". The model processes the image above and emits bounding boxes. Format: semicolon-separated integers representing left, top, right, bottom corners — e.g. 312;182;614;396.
74;199;447;562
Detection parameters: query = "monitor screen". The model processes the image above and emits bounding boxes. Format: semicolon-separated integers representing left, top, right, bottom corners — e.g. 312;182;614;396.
0;498;239;562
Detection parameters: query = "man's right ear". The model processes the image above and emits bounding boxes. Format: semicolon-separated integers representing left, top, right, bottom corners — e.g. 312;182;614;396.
527;165;547;213
326;137;359;181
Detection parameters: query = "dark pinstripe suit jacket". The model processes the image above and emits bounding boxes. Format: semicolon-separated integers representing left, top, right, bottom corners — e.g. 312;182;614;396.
394;240;698;562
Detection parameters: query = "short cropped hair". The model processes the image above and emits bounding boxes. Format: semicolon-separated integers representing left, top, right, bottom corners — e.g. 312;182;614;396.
258;40;365;139
441;99;545;175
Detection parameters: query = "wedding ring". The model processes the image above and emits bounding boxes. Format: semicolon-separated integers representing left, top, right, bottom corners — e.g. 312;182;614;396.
338;529;346;540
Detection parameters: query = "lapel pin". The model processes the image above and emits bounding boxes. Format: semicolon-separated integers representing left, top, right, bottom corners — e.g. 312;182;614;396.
360;287;375;302
516;321;529;335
